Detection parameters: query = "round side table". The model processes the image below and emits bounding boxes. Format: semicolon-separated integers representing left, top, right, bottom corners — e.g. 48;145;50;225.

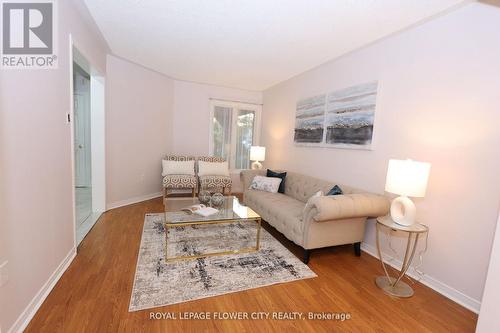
375;216;429;298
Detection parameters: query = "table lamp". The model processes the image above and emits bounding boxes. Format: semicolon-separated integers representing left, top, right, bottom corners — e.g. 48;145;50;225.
250;146;266;170
385;159;431;226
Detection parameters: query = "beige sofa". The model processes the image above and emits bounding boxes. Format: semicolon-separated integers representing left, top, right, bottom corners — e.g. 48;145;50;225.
241;170;390;263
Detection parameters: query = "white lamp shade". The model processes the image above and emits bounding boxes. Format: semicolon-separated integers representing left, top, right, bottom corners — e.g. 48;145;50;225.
385;159;431;198
250;146;266;162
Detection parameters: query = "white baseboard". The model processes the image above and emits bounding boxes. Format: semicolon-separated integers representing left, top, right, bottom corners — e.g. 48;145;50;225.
106;192;162;210
8;247;77;333
361;243;481;313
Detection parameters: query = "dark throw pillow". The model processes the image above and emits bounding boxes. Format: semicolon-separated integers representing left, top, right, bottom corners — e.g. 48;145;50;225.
327;185;343;196
266;169;287;194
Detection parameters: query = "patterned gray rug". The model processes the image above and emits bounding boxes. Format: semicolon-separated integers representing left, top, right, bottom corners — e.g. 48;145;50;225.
129;213;316;311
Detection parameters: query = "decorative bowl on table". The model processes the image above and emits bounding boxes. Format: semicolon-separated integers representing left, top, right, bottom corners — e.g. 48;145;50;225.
198;190;212;205
210;192;224;208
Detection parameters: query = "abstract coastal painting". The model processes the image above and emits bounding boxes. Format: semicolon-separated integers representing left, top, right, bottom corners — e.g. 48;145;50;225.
294;94;326;144
294;81;378;149
325;81;378;148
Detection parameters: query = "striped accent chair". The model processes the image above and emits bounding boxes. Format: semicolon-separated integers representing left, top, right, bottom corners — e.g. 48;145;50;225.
162;155;197;198
197;156;232;195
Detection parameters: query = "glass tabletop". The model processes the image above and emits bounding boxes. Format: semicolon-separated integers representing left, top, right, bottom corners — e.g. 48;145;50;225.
164;196;260;225
376;215;428;233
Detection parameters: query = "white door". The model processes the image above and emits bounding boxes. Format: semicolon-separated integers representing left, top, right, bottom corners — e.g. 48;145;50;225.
74;69;92;187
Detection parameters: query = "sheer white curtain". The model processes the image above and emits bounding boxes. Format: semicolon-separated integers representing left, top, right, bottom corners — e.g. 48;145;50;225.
212;106;233;161
235;109;255;169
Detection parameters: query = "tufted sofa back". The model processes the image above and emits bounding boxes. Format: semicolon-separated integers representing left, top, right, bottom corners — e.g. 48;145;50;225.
284;171;358;203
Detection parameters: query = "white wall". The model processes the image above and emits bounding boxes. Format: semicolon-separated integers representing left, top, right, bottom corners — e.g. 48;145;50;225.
261;2;500;310
105;61;263;204
172;80;262;155
172;80;263;192
0;0;109;331
0;5;259;329
106;55;175;208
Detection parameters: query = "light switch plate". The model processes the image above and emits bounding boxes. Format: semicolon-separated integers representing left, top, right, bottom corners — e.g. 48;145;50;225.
0;261;9;287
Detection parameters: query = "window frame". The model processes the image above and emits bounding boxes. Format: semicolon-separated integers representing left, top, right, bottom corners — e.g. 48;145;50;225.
208;100;262;172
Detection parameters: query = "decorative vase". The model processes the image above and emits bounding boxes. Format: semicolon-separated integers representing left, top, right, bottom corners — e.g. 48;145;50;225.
211;192;224;208
199;190;211;205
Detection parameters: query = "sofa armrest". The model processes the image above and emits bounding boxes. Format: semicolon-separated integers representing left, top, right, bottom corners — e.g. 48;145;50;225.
240;169;266;191
304;193;390;222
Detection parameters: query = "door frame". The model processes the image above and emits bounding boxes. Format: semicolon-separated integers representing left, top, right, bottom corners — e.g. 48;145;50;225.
69;34;106;248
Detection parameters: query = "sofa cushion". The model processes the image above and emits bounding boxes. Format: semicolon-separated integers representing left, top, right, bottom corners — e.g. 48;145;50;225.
249;176;282;193
244;189;305;245
327;185;343;196
266;169;287;193
198;161;230;176
162;159;195;176
304;190;324;214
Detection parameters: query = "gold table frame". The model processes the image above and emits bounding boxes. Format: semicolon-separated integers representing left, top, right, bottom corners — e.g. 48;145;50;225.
164;197;262;262
375;215;429;298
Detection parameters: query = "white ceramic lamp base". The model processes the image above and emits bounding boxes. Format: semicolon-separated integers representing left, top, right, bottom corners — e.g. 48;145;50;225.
390;196;416;226
251;161;263;170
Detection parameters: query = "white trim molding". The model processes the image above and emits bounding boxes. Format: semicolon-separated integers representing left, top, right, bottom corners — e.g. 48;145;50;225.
361;242;481;313
8;248;77;333
106;192;162;211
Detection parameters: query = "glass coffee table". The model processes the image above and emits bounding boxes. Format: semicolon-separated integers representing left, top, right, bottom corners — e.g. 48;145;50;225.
164;196;262;262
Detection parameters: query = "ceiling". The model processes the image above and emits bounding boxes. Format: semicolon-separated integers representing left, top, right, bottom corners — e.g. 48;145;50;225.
84;0;467;91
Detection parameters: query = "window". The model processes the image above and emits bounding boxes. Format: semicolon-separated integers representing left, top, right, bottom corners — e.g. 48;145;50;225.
210;101;261;170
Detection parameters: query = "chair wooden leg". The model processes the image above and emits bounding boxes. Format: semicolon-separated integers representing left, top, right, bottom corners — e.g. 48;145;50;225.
192;188;196;197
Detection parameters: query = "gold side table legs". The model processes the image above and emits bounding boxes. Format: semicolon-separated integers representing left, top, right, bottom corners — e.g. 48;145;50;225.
375;223;420;298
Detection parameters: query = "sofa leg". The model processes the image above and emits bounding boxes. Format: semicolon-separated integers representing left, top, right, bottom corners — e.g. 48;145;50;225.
303;249;311;264
354;242;361;257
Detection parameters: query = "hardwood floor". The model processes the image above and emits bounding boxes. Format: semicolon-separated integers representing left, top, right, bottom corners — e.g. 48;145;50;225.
26;196;477;332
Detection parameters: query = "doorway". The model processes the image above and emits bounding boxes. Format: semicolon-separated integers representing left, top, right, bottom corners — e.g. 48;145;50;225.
73;63;92;237
71;39;106;247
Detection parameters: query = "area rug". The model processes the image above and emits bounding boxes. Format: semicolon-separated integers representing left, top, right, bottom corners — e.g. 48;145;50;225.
129;213;316;311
